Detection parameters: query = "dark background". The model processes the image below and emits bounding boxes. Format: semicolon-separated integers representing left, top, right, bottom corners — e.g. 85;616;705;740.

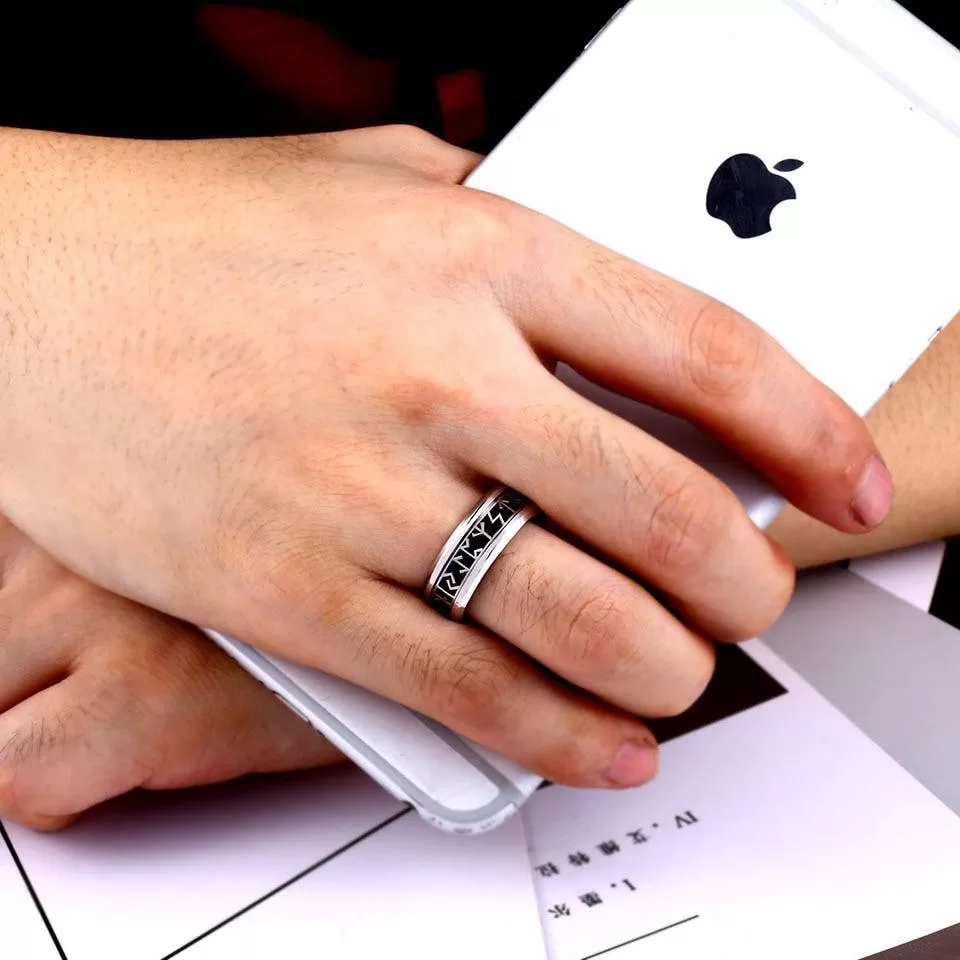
0;3;619;145
930;538;960;631
0;2;954;147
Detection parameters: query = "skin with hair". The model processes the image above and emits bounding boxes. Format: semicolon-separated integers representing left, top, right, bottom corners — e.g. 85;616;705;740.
0;123;942;831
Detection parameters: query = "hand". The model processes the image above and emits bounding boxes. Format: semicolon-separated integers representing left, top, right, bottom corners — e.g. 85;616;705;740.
0;517;339;831
0;124;892;790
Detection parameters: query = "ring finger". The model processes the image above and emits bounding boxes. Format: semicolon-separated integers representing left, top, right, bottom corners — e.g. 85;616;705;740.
357;479;716;722
466;523;716;718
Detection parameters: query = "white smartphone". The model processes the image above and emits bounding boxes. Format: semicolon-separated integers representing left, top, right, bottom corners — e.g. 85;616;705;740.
207;0;960;833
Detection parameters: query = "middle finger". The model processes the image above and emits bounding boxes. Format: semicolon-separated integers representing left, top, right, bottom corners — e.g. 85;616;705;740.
466;522;716;718
450;369;795;642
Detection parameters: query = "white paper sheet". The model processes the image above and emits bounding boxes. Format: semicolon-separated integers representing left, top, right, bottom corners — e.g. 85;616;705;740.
522;640;960;960
0;833;61;960
3;544;954;960
1;763;546;960
849;541;947;610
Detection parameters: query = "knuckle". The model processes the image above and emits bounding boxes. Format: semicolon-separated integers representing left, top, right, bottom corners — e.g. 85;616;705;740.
0;715;67;818
430;189;519;271
681;297;763;402
455;187;520;238
382;123;437;149
480;546;554;633
43;575;104;625
801;398;869;493
529;405;616;478
550;585;643;681
78;671;137;724
383;125;471;179
216;489;361;630
586;252;678;332
640;471;730;575
367;185;519;292
731;558;796;642
110;621;209;710
0;571;100;648
256;531;328;606
434;642;523;742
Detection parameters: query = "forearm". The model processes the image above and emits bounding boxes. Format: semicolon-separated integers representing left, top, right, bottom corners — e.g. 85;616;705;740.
769;313;960;568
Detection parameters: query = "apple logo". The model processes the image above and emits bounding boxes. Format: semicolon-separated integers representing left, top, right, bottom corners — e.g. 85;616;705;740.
706;154;804;239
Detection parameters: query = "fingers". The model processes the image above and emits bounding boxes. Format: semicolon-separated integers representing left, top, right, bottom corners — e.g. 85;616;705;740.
0;526;343;831
0;626;71;713
344;475;717;713
0;675;149;830
493;216;892;534
273;578;660;790
0;619;342;831
452;376;794;642
76;614;343;791
466;524;716;718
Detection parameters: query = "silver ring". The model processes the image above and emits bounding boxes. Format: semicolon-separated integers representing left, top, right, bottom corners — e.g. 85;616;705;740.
425;485;540;622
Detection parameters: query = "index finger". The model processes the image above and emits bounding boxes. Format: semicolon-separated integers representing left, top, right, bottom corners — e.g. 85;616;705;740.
496;212;892;534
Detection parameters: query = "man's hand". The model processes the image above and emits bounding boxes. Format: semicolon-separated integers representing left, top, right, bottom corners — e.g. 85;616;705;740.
0;517;340;831
0;124;891;791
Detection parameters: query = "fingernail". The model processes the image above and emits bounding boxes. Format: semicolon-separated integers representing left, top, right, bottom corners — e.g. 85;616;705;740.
851;455;894;529
604;740;659;788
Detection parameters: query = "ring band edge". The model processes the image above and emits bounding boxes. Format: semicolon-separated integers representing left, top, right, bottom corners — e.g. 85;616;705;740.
449;501;540;621
423;485;506;600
